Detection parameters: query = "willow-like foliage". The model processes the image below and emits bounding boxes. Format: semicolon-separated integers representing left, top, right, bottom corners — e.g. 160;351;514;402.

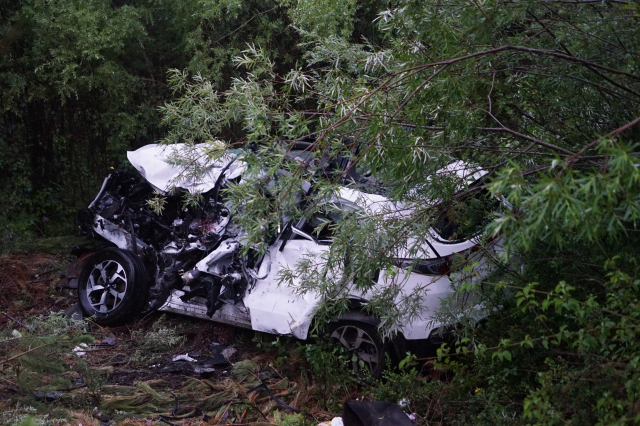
163;1;640;423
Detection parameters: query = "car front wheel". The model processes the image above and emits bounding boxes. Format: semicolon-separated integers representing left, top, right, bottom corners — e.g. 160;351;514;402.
78;248;148;326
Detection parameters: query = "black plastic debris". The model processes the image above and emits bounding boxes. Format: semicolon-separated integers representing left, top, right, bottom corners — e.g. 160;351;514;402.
208;342;237;365
59;256;88;290
34;391;63;403
342;401;414;426
95;413;114;426
159;361;195;374
193;364;216;375
63;303;84;321
247;382;302;414
157;347;236;376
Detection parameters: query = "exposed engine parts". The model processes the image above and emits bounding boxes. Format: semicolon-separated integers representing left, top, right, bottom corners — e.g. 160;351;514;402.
78;164;260;319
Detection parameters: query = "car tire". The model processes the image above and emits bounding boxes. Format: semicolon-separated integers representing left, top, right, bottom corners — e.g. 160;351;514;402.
78;248;148;326
327;319;386;379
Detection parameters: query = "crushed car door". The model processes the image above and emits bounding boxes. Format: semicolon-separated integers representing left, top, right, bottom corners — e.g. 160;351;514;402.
243;219;327;339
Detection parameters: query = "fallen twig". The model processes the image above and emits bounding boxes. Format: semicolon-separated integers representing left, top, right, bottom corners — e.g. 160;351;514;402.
256;390;291;403
80;346;118;353
0;336;24;344
239;391;258;422
269;363;284;379
25;278;54;284
0;375;19;389
27;268;58;282
156;416;181;426
2;312;32;331
0;342;54;364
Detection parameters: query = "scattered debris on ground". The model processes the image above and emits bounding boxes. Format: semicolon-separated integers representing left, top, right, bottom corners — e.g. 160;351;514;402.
0;252;352;425
0;251;433;426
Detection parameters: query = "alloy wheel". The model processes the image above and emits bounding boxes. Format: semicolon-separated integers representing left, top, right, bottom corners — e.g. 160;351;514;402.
86;260;128;313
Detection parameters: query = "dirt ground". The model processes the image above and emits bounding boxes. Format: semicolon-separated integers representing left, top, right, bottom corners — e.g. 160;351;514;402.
0;251;358;426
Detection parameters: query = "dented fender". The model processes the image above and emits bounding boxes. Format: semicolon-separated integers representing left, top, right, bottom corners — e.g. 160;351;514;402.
93;214;147;252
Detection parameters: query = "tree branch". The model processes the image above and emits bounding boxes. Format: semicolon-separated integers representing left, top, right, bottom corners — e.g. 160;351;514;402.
567;116;640;164
480;127;576;155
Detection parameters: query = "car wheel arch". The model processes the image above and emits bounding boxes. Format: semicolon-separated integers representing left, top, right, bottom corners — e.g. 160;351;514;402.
331;309;380;328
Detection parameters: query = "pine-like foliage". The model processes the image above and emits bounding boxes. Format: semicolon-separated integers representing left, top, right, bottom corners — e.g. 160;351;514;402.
0;313;94;394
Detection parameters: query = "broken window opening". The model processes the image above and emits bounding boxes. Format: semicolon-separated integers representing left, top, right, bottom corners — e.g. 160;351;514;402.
431;187;499;243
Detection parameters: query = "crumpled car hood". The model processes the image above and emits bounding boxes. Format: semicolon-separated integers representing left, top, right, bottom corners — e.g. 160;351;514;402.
127;143;246;194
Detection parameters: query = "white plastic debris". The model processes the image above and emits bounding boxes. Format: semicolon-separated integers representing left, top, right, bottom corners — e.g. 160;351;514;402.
101;336;117;346
318;418;344;426
406;412;417;421
172;353;197;362
194;365;216;374
398;398;410;408
73;343;89;357
11;329;22;338
222;347;237;360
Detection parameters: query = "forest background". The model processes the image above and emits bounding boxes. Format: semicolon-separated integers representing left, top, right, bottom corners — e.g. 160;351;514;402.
2;0;640;425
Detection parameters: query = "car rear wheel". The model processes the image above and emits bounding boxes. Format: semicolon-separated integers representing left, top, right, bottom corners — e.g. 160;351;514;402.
78;248;148;326
327;319;386;379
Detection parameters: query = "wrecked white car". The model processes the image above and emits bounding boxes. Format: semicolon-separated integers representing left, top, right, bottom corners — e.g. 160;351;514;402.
74;143;498;376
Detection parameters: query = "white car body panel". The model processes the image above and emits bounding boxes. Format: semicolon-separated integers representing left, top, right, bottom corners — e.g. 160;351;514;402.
93;214;147;252
385;270;453;340
127;143;245;194
241;236;484;341
244;241;325;339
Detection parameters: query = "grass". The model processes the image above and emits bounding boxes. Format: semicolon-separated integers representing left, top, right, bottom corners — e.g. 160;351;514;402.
10;236;95;255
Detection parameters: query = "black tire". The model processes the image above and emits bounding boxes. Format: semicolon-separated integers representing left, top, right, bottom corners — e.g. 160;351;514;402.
327;319;386;379
78;248;148;326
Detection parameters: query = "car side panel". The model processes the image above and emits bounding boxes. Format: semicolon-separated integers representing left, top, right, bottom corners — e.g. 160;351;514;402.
244;240;324;339
392;271;454;340
344;269;454;340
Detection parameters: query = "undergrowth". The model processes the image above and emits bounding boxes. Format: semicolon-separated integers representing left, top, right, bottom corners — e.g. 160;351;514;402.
298;337;355;412
129;315;186;364
1;313;94;394
274;412;316;426
0;404;68;426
